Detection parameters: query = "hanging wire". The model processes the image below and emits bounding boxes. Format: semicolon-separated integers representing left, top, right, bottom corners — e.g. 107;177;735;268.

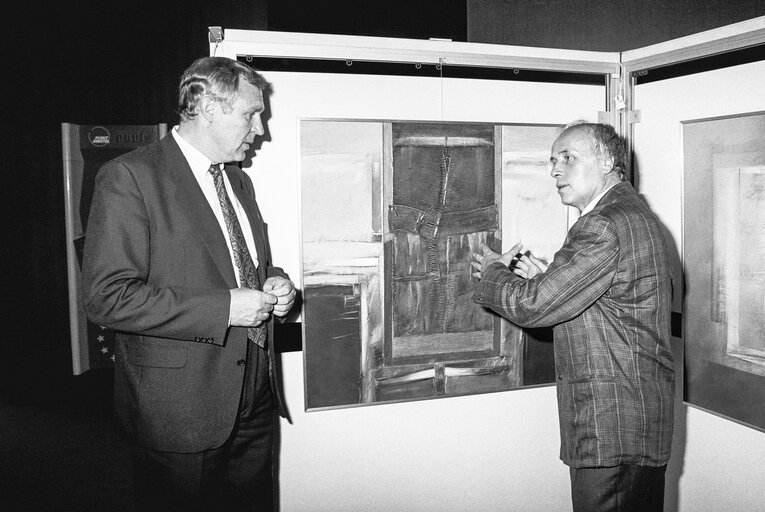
438;57;445;121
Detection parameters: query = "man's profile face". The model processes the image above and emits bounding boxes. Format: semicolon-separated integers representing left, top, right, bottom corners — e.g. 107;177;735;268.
548;127;610;212
208;80;265;163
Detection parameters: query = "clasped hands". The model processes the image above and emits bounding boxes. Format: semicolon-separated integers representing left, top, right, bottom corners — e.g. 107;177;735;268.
472;242;549;280
230;276;296;328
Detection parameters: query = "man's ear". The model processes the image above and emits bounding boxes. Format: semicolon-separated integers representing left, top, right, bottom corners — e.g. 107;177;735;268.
600;154;615;174
199;95;216;123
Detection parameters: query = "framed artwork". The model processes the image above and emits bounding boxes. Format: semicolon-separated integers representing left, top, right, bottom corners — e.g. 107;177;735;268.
300;119;572;410
682;111;765;431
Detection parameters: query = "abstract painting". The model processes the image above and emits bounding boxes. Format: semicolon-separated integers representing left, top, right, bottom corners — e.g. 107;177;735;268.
300;119;568;410
682;111;765;431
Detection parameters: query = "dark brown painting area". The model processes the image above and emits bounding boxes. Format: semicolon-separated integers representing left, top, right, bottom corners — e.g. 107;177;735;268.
303;285;363;409
388;122;497;366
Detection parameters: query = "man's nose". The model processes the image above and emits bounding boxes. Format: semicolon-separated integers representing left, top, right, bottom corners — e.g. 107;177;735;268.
250;115;264;136
549;162;561;178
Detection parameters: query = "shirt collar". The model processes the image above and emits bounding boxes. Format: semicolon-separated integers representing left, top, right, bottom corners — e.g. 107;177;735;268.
580;182;617;216
172;126;219;180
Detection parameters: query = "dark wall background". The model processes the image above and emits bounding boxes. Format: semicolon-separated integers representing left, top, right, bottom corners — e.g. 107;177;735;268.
4;0;763;404
468;0;765;51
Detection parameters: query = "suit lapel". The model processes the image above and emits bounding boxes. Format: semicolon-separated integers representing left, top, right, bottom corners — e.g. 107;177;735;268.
161;137;238;288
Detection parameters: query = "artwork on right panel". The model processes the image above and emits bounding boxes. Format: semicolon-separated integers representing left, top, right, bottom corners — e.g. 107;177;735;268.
682;111;765;432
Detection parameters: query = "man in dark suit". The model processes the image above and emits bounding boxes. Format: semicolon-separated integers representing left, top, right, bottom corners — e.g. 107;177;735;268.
472;122;674;512
82;56;296;511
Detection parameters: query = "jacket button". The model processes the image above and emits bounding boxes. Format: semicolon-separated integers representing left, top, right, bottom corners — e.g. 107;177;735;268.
237;359;246;366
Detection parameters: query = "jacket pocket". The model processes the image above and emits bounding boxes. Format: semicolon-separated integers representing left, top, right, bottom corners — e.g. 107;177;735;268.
126;337;188;368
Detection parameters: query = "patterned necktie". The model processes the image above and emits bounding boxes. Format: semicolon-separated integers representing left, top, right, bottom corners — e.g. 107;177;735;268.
209;164;267;347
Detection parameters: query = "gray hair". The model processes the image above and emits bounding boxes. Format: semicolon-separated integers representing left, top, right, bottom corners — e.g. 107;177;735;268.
562;121;627;180
177;56;270;121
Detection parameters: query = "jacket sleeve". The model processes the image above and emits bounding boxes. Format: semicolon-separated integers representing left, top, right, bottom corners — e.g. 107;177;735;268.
81;160;230;344
473;213;619;328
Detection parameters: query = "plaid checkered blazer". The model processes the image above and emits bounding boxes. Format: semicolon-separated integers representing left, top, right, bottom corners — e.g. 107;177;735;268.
474;181;674;468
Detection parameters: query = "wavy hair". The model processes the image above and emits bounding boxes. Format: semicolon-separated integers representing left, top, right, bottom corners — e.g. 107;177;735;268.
177;57;270;121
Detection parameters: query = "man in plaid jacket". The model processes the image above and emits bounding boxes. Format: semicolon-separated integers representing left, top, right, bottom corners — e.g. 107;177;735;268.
473;122;674;512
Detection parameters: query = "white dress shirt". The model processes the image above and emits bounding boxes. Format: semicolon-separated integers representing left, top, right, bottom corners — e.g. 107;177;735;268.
580;182;617;216
171;126;259;285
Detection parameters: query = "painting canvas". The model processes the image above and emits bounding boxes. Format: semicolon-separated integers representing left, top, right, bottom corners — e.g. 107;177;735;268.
682;111;765;431
300;119;569;410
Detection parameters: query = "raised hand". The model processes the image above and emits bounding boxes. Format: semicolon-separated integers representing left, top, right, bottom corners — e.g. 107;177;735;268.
472;242;523;279
511;246;549;279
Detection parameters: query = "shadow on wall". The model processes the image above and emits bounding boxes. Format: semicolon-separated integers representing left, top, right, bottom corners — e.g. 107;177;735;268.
633;152;688;512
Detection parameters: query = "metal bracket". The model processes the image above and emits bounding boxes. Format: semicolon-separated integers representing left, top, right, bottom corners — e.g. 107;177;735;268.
597;111;611;125
608;109;640;125
208;26;224;44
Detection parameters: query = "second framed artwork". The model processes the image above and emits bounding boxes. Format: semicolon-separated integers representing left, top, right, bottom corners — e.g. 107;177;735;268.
299;119;576;410
682;111;765;432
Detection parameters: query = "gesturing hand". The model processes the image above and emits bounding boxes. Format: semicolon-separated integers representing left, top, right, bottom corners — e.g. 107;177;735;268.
510;245;549;279
471;242;522;279
471;242;549;280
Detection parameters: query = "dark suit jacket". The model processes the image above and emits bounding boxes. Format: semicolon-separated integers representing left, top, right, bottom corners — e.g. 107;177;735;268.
82;134;290;453
474;181;674;468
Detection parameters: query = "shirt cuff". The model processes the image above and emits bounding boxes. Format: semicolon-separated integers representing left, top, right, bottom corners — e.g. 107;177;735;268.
227;289;235;326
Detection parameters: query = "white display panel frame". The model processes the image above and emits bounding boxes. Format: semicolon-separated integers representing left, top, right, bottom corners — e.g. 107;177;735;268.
623;17;765;435
631;62;765;429
212;28;620;74
621;16;765;74
210;29;619;288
